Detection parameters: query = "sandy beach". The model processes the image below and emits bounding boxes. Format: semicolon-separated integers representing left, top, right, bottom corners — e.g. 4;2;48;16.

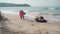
0;13;60;34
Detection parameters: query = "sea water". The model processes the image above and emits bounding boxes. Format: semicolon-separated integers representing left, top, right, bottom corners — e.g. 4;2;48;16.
0;6;60;21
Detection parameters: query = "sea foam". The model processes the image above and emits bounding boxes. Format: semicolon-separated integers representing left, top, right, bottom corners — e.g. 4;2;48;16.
1;10;60;21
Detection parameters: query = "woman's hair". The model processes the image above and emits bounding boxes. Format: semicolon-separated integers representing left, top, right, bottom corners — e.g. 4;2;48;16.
20;10;23;13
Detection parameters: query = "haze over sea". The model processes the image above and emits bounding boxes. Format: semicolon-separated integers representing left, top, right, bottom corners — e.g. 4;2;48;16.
0;6;60;21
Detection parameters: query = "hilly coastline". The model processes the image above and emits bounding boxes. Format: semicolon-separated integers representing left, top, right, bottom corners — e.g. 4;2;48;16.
0;3;31;7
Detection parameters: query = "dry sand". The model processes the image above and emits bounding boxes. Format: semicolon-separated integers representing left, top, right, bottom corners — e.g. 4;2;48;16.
0;13;60;34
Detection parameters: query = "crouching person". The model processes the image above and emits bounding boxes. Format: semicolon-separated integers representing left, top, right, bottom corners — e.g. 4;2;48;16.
35;16;47;23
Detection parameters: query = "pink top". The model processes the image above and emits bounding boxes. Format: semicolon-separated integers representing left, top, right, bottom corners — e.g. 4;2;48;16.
19;11;24;16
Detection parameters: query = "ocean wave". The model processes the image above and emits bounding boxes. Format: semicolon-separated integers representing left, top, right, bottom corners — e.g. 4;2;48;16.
1;10;60;21
1;10;60;16
1;10;18;15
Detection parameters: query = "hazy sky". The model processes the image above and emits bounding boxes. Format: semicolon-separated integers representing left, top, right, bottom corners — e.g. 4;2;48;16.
0;0;60;6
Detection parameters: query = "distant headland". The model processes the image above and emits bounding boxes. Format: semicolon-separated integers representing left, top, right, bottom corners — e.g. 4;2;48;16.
0;3;31;7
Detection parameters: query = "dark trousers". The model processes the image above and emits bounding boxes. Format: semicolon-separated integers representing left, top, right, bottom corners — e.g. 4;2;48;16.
20;16;24;19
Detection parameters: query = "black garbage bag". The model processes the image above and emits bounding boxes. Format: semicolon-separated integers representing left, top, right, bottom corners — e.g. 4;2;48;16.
35;17;47;23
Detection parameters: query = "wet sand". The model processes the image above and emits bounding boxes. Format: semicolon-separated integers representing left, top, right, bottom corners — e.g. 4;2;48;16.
0;13;60;34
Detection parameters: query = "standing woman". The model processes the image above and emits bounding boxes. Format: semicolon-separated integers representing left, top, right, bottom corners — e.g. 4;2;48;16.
19;10;24;19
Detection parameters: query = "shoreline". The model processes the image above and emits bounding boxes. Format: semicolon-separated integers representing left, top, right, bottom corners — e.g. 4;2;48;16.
2;12;60;22
0;13;60;34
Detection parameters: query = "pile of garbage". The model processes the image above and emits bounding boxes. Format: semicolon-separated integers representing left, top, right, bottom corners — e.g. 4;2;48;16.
35;16;47;23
